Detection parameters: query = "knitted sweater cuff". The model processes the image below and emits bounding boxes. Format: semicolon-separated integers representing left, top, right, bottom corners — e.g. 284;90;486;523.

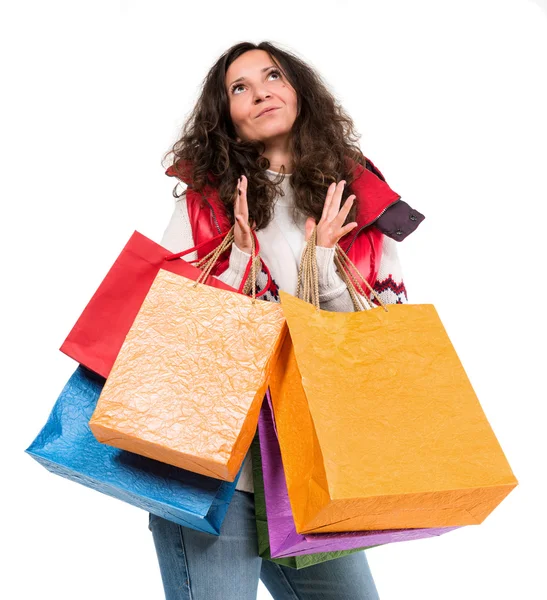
215;243;252;290
315;245;348;300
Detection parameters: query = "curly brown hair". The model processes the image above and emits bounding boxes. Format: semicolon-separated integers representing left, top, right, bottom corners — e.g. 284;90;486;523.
162;40;369;231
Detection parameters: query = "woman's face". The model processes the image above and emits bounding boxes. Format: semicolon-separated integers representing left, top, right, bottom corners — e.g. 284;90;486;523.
225;49;298;145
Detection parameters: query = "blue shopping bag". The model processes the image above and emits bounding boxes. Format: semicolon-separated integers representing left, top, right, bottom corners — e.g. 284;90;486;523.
26;365;240;535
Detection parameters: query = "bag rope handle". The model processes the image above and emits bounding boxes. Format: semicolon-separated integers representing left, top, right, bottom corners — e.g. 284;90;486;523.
192;226;259;304
296;226;388;312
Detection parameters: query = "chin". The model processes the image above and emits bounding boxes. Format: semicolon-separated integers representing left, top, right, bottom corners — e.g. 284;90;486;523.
256;126;293;139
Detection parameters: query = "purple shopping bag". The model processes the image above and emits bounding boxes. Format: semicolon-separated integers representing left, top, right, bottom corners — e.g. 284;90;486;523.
259;391;460;559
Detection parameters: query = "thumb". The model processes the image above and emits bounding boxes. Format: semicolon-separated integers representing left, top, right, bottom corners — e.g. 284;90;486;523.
305;217;316;242
235;215;248;230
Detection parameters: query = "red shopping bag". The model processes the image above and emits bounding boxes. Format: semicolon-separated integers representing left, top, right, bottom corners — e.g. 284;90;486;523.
60;229;266;378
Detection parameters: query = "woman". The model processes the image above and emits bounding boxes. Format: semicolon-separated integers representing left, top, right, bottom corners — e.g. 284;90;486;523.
149;41;424;600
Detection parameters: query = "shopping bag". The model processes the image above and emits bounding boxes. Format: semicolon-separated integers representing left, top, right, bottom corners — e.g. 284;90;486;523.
250;434;366;569
257;391;458;558
268;230;517;534
89;264;287;481
26;365;240;535
60;229;267;379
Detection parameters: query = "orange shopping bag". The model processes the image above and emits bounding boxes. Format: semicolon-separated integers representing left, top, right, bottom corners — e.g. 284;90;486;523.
89;229;287;481
269;229;517;534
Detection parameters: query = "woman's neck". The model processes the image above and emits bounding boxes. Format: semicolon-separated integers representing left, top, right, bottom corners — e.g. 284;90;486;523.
267;168;292;175
261;145;294;175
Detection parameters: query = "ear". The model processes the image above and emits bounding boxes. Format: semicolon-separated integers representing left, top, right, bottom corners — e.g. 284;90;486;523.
305;217;316;242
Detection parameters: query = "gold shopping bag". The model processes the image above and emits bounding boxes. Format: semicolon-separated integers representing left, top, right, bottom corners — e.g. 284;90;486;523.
269;229;517;533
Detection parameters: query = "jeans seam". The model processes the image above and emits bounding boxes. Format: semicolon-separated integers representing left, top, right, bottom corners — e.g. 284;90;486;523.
269;563;301;600
177;525;194;600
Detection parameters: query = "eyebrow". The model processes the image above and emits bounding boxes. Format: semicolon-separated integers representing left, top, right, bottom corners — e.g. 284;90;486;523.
228;66;278;89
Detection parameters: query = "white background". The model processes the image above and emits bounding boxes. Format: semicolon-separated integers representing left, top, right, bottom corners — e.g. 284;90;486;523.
2;1;546;598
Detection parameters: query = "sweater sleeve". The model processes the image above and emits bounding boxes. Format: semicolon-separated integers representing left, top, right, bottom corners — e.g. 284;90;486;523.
315;235;408;312
160;191;251;291
369;235;408;305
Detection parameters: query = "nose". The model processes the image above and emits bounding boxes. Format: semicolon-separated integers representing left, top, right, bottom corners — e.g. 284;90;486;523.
254;88;272;104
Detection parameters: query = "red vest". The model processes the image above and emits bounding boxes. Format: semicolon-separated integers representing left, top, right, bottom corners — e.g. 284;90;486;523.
165;157;401;296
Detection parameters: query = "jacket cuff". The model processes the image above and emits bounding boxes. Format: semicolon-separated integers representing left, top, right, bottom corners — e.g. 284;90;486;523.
374;200;425;242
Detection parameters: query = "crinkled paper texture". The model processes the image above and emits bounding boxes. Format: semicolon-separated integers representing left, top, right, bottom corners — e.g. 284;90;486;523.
90;269;287;481
251;434;363;569
26;366;239;535
60;231;236;379
257;393;458;558
269;292;518;533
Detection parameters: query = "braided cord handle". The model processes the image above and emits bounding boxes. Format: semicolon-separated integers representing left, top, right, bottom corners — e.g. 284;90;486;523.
297;226;388;312
193;225;259;303
334;244;388;312
296;228;320;309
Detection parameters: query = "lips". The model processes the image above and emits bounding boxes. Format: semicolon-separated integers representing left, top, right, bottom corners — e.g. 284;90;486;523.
257;106;280;118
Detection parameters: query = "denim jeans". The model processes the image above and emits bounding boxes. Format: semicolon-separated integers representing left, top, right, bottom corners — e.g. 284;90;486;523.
148;490;380;600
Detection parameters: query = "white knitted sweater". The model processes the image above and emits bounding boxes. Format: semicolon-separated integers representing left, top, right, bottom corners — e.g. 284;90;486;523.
160;170;408;493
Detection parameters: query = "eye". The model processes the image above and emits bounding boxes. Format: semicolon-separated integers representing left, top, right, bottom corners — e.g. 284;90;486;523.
231;68;282;95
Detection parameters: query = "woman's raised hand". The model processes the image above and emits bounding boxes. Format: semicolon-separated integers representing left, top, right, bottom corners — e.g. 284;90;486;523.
305;180;358;248
234;175;255;254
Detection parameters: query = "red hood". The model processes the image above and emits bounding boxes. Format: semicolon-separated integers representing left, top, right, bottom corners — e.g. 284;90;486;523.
165;156;401;247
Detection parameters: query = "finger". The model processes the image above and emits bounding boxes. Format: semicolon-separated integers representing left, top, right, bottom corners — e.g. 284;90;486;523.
234;218;253;253
305;217;316;242
239;175;249;221
321;182;337;221
336;221;358;239
235;213;250;229
327;180;346;222
333;195;355;226
235;178;249;227
234;180;240;211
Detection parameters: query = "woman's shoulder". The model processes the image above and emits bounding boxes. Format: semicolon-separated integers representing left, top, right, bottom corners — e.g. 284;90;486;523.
161;189;193;252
